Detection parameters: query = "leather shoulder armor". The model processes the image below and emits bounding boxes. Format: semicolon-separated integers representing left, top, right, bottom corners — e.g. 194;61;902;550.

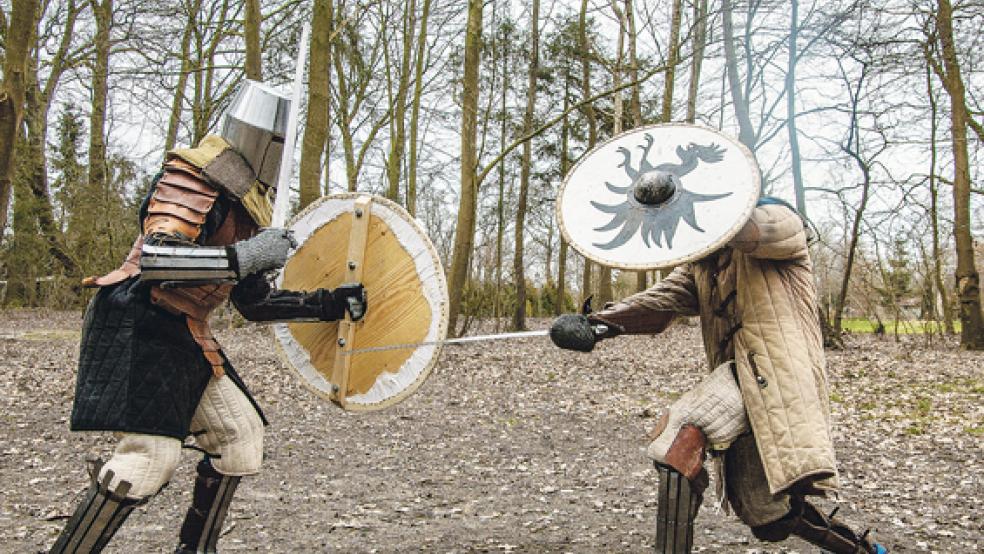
143;159;219;242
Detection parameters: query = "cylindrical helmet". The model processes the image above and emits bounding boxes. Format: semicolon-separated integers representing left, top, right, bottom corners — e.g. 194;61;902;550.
219;79;290;189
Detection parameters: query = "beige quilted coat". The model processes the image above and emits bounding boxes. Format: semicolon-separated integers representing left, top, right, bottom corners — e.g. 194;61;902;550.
594;203;838;495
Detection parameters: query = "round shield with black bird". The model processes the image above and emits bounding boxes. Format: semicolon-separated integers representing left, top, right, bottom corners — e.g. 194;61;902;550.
557;123;760;270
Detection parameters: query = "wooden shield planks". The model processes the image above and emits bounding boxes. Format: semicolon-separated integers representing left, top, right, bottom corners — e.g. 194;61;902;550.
273;194;448;411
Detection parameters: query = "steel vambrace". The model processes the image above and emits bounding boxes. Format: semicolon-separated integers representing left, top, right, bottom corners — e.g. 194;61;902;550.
139;243;238;283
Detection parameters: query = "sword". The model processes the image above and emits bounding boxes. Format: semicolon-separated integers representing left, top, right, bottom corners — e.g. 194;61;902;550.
271;22;311;228
340;325;609;355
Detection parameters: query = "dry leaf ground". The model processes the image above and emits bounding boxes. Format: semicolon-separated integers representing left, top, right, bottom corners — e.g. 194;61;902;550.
1;309;981;553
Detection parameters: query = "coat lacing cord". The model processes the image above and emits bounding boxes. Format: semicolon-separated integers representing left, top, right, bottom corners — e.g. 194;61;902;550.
718;322;743;359
713;290;737;317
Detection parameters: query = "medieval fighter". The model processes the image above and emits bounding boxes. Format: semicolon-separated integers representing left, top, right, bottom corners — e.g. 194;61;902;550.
551;125;888;553
50;80;366;553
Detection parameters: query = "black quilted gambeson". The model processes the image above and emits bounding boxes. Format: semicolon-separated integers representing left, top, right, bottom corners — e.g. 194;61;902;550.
69;178;264;439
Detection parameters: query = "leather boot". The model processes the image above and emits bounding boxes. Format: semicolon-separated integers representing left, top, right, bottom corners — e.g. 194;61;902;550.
50;464;145;553
174;457;241;554
753;498;887;554
791;501;887;554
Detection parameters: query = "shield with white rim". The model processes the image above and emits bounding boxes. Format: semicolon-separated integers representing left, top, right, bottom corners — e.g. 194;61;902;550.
273;193;448;411
557;123;760;270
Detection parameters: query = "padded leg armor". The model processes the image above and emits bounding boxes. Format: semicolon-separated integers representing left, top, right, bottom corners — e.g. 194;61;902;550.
175;458;241;554
50;464;146;553
648;363;749;553
752;499;887;554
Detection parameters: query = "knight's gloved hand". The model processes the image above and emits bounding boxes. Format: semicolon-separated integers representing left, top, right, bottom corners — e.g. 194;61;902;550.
231;228;297;278
320;283;367;322
550;314;599;352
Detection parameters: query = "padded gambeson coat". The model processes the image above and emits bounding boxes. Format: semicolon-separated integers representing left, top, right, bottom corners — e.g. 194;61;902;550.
593;203;837;495
72;139;267;439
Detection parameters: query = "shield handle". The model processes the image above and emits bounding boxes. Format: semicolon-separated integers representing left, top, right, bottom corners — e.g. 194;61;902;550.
330;195;373;407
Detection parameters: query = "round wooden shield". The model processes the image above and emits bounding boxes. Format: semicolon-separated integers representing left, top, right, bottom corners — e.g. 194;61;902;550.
557;123;760;270
272;193;449;411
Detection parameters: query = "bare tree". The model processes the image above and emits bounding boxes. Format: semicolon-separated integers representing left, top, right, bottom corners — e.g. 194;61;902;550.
685;0;708;123
164;0;203;152
299;0;332;208
447;0;483;334
406;0;432;216
512;0;539;331
244;0;262;80
0;0;37;237
927;0;984;348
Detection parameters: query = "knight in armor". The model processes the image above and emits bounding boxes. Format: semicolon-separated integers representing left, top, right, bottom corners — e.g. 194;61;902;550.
49;80;367;553
551;197;887;553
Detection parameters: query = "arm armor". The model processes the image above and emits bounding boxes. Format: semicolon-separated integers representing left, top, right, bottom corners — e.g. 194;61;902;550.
139;241;238;283
231;274;338;322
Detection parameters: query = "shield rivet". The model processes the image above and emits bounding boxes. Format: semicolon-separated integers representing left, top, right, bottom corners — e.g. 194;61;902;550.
337;338;346;347
355;208;364;218
348;261;357;270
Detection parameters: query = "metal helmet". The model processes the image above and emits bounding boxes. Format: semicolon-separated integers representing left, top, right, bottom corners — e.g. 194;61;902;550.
219;79;290;189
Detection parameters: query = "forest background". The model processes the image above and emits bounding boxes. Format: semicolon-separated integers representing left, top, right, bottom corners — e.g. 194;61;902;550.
1;0;983;349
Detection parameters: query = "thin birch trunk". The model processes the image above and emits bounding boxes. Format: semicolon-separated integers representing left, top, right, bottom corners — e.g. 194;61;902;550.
513;0;539;331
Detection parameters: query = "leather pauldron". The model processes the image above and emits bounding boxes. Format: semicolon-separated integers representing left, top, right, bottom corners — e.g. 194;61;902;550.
143;159;219;241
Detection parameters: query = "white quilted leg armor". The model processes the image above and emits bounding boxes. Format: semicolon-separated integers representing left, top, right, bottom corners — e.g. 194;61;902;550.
100;433;183;499
647;361;749;463
190;375;264;476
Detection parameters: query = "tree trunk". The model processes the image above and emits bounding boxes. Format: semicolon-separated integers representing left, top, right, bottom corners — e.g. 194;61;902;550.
685;0;707;124
556;77;572;316
512;0;539;331
721;0;755;151
786;0;805;216
244;0;262;80
832;72;870;336
934;0;984;349
385;0;417;204
925;59;955;334
164;0;201;153
447;0;483;335
599;0;629;306
578;0;597;305
407;0;432;217
661;0;682;124
0;0;37;237
624;0;647;293
493;18;510;331
299;0;332;209
88;0;112;240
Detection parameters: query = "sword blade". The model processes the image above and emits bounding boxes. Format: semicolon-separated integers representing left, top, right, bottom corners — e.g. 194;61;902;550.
271;22;311;228
340;329;550;355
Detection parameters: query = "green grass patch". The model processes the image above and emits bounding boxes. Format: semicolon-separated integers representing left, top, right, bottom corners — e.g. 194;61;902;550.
839;318;961;335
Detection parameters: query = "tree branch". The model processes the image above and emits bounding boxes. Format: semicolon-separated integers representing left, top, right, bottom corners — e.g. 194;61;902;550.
476;61;667;186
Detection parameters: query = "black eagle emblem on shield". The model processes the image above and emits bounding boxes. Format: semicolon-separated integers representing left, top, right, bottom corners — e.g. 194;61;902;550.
591;133;732;250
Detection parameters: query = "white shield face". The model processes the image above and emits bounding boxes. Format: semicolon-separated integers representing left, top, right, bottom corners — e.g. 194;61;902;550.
557;124;760;270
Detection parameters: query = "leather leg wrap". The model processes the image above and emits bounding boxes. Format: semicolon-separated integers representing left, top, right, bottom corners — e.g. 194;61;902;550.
654;424;709;553
176;457;241;554
781;499;882;554
50;464;146;553
655;461;708;554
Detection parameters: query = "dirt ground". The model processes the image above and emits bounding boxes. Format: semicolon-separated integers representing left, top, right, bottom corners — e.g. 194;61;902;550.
1;309;981;553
